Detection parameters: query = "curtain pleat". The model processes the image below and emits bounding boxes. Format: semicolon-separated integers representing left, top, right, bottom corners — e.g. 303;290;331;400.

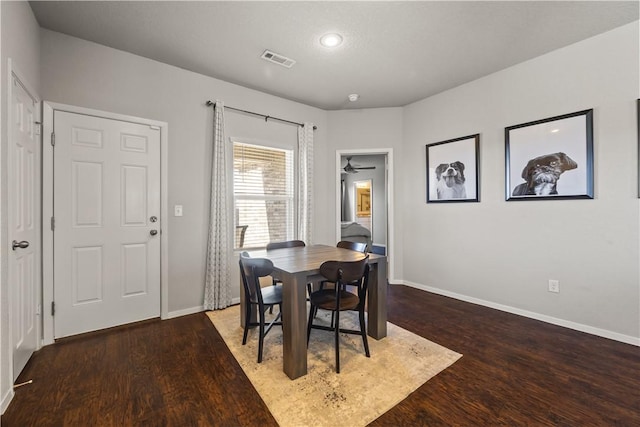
204;101;232;310
297;123;314;244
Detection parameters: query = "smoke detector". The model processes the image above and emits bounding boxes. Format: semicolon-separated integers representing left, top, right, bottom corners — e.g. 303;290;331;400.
261;50;296;68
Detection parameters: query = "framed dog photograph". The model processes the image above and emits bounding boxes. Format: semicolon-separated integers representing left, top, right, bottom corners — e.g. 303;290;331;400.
505;109;594;201
426;134;480;203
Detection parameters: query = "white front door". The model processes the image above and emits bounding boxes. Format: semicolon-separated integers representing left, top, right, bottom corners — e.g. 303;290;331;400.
8;72;40;380
53;110;161;338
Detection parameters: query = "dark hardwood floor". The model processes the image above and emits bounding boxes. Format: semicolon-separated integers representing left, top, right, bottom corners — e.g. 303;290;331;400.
2;285;639;426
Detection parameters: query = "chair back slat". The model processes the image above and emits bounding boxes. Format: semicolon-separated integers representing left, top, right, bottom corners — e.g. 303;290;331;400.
336;240;367;253
266;240;306;250
239;252;274;303
319;256;369;286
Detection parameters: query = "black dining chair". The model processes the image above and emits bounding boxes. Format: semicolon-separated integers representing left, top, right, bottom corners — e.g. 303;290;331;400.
307;256;370;373
266;241;306;288
311;240;368;321
265;240;306;251
264;240;306;312
336;240;368;253
239;252;283;363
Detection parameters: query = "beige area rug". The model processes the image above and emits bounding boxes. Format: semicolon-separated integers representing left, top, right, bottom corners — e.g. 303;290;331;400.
207;305;462;427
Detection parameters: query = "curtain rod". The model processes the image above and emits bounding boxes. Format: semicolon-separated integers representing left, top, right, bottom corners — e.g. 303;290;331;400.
206;100;317;130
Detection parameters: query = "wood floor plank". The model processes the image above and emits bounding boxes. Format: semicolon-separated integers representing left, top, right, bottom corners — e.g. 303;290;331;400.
2;285;638;426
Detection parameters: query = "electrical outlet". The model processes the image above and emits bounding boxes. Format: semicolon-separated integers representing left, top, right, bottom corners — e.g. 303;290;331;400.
548;279;560;293
174;205;183;217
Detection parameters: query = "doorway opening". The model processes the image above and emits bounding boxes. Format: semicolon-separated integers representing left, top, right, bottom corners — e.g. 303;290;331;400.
336;149;394;279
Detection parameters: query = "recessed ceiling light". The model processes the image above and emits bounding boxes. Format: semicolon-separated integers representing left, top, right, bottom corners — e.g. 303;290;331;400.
348;94;359;102
551;129;560;133
320;33;343;48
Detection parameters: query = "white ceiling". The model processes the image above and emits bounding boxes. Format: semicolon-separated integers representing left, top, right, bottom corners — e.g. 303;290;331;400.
29;1;639;110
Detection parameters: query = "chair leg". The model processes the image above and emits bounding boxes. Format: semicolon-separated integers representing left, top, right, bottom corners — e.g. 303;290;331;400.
314;282;330;319
242;302;251;345
359;308;370;357
334;310;340;373
308;283;320;318
307;304;315;346
269;278;277;314
257;310;265;363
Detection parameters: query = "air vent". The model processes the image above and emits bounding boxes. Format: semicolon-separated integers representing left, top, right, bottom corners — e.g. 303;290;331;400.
261;50;296;68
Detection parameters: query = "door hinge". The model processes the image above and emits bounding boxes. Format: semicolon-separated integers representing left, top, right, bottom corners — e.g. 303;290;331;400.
35;122;42;136
51;216;55;231
51;132;55;146
51;301;55;316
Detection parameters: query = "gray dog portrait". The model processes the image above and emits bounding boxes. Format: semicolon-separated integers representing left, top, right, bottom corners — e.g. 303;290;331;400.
512;152;578;196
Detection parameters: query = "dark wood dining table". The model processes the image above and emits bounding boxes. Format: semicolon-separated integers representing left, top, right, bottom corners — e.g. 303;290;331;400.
241;244;388;379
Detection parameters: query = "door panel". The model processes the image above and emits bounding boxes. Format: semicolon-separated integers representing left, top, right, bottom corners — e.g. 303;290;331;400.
122;243;148;295
121;165;147;225
72;161;103;226
72;246;103;304
9;75;39;381
54;111;161;338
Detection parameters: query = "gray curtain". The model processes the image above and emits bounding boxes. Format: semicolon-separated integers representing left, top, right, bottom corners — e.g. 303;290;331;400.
297;123;314;243
204;101;232;310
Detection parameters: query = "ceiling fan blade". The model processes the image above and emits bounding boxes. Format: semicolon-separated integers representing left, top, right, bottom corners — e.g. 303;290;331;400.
343;166;358;173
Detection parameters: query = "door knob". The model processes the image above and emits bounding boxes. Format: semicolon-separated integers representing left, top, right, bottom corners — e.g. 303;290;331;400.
12;240;29;250
150;230;158;236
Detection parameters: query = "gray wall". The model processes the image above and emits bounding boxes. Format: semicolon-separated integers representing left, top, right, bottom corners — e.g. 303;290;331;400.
401;22;639;340
39;29;328;309
0;0;41;412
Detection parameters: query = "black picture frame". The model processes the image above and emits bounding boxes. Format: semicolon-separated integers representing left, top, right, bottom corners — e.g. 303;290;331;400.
637;99;640;198
505;109;594;201
426;134;480;203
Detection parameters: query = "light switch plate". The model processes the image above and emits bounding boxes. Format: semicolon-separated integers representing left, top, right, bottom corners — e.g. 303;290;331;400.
174;205;183;217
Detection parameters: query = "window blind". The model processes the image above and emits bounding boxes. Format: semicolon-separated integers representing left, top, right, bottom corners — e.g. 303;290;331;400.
233;142;294;249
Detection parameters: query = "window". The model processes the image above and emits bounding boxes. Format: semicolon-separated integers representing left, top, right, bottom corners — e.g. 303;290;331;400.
233;141;295;249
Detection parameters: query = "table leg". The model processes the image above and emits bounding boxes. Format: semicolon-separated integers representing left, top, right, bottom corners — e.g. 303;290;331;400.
367;259;388;339
281;272;308;379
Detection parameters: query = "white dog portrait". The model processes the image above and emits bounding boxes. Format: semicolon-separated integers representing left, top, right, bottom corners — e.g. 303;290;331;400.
435;161;467;199
426;134;479;203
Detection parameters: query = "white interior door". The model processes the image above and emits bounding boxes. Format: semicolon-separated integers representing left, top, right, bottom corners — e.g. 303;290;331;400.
53;111;161;338
9;72;40;381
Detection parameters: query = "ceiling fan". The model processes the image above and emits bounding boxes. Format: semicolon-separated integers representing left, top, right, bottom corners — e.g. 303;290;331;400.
343;157;376;174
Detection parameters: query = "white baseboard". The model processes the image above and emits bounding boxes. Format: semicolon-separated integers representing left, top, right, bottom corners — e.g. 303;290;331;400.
163;298;240;320
1;387;14;415
164;305;204;320
398;280;640;347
